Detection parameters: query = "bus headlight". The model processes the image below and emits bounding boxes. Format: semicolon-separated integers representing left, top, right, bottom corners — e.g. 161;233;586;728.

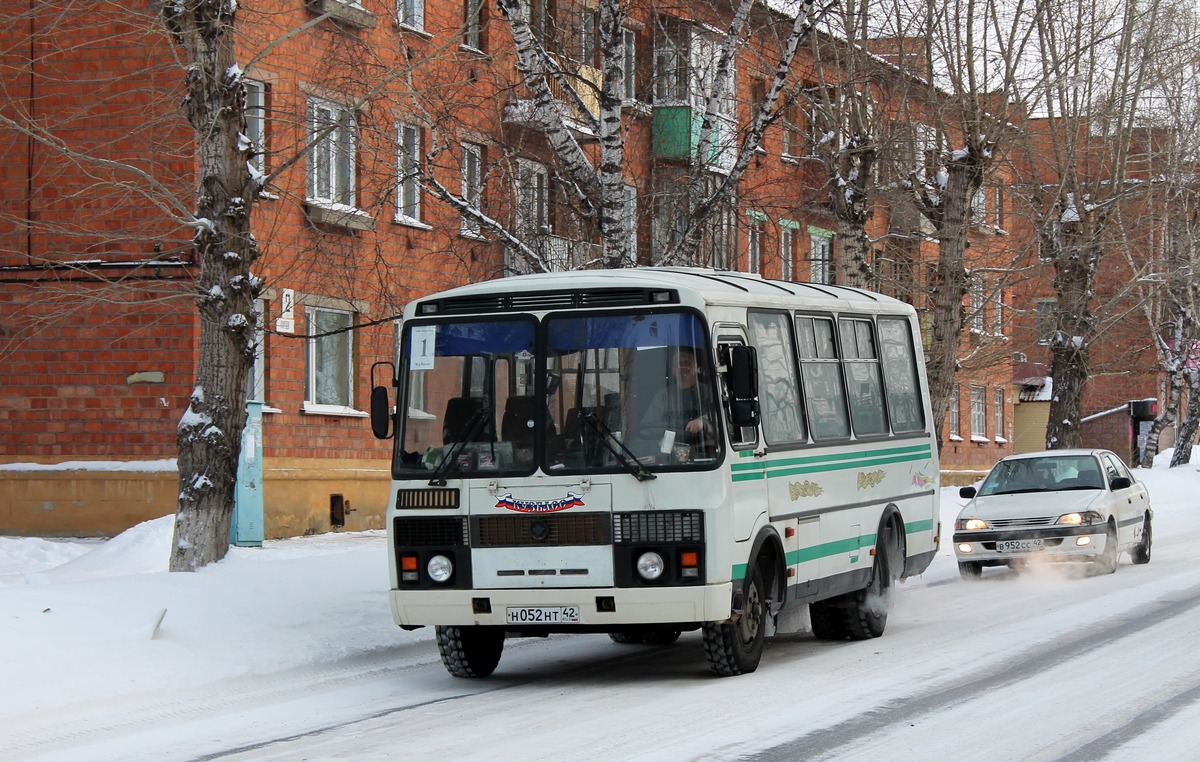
427;554;454;583
636;551;665;581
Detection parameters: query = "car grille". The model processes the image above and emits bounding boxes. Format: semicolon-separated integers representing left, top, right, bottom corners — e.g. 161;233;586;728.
989;516;1056;528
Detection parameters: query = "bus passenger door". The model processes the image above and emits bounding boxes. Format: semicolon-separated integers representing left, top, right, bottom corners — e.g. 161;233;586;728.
716;329;765;544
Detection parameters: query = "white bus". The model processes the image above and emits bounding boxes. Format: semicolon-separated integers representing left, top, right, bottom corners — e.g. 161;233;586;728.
370;267;940;677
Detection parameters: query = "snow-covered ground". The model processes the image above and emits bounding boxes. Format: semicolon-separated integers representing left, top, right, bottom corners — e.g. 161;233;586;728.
3;450;1200;761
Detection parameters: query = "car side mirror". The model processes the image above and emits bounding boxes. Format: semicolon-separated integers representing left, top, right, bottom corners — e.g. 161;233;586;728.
1109;476;1131;491
959;486;977;499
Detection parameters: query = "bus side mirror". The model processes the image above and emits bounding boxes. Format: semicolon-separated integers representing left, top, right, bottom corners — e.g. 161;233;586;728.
369;361;395;440
727;346;760;427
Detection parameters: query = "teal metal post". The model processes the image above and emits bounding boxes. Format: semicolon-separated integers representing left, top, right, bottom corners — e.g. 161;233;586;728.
231;400;264;547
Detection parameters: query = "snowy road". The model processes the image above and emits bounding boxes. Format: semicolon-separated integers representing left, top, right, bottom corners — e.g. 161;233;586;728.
6;469;1200;762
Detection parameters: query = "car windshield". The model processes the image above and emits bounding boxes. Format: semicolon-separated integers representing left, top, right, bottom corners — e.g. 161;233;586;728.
978;455;1106;496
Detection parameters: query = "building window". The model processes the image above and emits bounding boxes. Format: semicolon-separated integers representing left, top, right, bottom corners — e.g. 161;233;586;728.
970;274;984;333
781;103;801;158
396;122;422;223
463;0;483;50
809;228;833;284
779;222;795;280
994;386;1006;441
654;17;688;102
993;186;1004;231
399;0;424;31
461;142;483;236
992;284;1004;335
307;98;356;209
746;213;763;274
244;79;267;176
970;384;987;440
579;10;598;66
623;184;638;263
620;28;637;101
306;307;354;410
949;386;961;439
514;158;548;237
1037;299;1057;345
971;187;987;225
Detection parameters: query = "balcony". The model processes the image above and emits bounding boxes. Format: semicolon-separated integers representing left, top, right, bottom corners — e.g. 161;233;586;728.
509;233;603;273
652;105;736;172
504;59;601;136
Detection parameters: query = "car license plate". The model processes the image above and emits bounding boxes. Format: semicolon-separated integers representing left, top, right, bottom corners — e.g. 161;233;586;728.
505;606;581;624
997;539;1044;553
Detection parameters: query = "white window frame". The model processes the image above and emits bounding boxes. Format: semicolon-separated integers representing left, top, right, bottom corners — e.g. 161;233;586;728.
396;122;422;224
244;79;266;176
515;157;548;237
992;284;1004;335
307;98;357;209
304;306;360;415
780;223;795;280
461;142;483;237
949;386;961;440
969;274;984;333
746;212;763;274
621;29;637;102
809;230;832;285
972;187;987;225
623;184;638;264
579;10;597;65
463;0;482;50
994;386;1007;442
970;384;987;440
1037;299;1056;345
249;299;266;403
399;0;424;31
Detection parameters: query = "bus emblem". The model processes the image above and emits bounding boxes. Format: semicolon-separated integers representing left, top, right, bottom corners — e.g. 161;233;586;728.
495;491;585;513
857;470;886;490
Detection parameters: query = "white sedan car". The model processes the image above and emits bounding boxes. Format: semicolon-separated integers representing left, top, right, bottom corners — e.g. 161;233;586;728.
953;449;1152;579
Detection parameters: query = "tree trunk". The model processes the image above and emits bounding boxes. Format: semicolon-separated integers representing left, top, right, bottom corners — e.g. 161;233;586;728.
165;1;261;571
1044;234;1096;451
1140;373;1180;467
1170;370;1200;467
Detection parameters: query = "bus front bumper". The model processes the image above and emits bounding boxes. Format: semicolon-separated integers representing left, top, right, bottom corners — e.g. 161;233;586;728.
389;582;734;628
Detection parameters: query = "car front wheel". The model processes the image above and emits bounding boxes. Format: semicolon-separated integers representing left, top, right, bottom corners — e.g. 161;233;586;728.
1092;521;1119;575
958;561;983;580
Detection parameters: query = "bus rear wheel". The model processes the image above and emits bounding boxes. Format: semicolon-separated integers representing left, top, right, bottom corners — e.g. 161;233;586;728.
703;564;766;676
436;625;504;678
844;523;898;640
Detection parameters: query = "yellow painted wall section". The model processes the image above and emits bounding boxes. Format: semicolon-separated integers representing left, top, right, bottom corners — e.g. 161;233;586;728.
0;457;390;538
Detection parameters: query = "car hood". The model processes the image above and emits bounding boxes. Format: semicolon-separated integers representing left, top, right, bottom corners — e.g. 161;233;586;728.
961;490;1100;521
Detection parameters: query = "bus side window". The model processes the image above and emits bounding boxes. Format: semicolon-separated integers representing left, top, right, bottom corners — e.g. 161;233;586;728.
748;310;805;445
839;317;888;437
718;340;758;449
796;315;851;441
877;317;926;433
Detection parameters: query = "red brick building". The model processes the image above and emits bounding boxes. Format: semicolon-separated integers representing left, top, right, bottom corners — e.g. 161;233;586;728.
0;0;1051;536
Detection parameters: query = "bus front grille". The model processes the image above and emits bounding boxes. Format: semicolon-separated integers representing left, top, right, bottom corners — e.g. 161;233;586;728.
613;511;705;544
393;517;468;547
474;512;611;547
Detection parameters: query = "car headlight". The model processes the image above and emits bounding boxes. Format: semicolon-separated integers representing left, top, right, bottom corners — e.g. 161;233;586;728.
636;551;665;580
956;518;989;531
1056;511;1103;526
427;554;454;583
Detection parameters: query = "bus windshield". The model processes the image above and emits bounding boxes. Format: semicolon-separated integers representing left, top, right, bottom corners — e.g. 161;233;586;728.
393;310;720;479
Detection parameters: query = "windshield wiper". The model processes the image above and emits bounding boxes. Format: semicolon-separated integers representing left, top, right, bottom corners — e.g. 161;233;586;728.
579;410;656;482
428;405;491;486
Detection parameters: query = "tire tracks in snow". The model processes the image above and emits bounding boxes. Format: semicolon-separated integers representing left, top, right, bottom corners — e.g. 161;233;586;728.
748;580;1200;762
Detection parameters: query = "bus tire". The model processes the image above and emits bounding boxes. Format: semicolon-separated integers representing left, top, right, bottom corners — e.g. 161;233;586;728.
809;600;848;640
609;630;645;644
703;564;766;676
844;522;898;641
436;625;504;678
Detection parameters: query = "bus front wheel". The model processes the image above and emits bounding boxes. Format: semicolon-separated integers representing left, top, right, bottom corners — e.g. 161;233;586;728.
436;625;504;678
703;564;766;676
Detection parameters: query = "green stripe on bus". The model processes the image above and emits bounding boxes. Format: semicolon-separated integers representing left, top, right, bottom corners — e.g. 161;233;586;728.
730;520;937;580
731;446;933;482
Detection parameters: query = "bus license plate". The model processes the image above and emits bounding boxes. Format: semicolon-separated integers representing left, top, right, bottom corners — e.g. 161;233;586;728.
505;606;580;624
997;539;1043;553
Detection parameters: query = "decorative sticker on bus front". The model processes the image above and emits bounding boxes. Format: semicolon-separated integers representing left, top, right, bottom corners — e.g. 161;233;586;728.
788;481;824;500
856;470;886;490
495;491;585;513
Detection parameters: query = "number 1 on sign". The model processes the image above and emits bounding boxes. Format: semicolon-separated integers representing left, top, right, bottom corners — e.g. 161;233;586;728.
410;325;436;370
